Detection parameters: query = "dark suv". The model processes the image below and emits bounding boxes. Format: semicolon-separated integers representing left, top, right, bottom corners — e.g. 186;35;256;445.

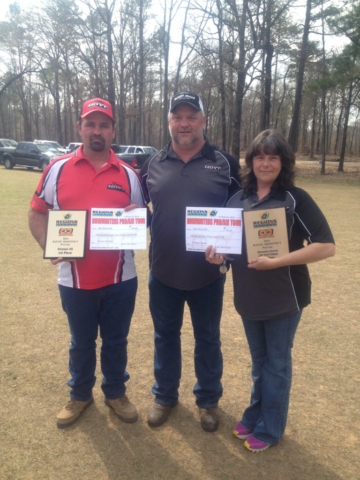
3;142;59;171
0;139;18;164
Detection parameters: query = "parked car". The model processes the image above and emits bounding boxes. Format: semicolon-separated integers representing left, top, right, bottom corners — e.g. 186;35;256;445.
110;144;122;154
119;146;158;155
3;141;59;171
0;139;18;164
114;145;158;169
34;139;66;154
65;142;82;153
0;139;18;147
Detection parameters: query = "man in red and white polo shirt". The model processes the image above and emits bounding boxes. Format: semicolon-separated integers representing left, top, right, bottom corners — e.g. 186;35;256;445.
29;98;147;428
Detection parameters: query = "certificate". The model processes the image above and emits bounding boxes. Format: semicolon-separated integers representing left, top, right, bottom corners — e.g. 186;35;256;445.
185;207;243;254
90;208;147;250
243;207;289;261
44;210;87;259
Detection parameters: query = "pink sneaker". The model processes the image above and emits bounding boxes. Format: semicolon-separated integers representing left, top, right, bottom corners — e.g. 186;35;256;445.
244;435;270;452
233;422;252;440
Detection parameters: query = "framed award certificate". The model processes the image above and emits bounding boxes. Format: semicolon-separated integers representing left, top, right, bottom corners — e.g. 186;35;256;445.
243;207;289;262
44;210;87;259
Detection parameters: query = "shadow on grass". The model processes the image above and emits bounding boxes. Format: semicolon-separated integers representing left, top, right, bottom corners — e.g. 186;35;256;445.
74;402;341;480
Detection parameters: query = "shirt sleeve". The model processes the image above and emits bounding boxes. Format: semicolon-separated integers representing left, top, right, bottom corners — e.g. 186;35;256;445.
126;167;148;206
29;165;55;214
140;157;150;204
291;187;335;245
213;148;241;202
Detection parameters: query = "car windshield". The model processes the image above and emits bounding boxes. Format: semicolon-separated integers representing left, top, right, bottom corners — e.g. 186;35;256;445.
1;140;17;147
37;144;57;153
48;142;62;149
143;147;157;154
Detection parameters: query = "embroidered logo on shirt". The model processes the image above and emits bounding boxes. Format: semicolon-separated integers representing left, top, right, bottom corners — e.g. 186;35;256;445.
204;165;221;171
107;183;126;192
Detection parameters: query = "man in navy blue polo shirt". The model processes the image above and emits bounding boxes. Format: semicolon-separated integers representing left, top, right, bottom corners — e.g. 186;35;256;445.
141;91;240;431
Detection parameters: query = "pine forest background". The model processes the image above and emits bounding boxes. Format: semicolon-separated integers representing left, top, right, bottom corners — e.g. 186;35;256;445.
0;0;359;167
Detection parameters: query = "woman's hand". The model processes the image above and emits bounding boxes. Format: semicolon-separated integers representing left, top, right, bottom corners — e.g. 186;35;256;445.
205;246;224;265
248;242;335;270
248;256;277;270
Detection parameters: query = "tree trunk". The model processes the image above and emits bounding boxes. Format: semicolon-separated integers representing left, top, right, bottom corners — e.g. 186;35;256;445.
320;89;326;174
288;0;312;152
161;1;174;146
260;42;274;130
338;81;353;172
334;92;344;154
216;0;226;149
117;8;126;144
310;98;318;159
231;0;248;160
320;5;327;174
260;0;274;131
136;0;144;145
54;68;63;146
105;4;116;126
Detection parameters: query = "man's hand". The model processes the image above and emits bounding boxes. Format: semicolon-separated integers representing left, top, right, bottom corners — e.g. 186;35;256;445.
50;258;64;265
205;246;224;265
28;208;48;251
124;204;139;212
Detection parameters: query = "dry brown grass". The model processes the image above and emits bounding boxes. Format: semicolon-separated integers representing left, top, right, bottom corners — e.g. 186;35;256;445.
295;156;360;184
1;164;359;480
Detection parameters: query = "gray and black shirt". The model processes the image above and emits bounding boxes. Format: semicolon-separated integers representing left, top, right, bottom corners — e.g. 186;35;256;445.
227;187;335;320
141;141;240;290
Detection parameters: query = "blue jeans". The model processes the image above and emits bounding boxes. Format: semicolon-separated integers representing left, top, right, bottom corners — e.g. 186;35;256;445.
59;278;137;401
149;273;224;408
240;310;302;445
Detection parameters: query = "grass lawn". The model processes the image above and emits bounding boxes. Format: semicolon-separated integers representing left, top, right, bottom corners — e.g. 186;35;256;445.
0;164;359;480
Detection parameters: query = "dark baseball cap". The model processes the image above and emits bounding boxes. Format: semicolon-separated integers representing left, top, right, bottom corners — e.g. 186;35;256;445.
80;98;114;121
169;91;204;114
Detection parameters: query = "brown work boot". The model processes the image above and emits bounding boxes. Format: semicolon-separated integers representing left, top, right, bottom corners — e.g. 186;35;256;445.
147;402;173;427
56;398;94;428
199;407;220;432
105;395;138;423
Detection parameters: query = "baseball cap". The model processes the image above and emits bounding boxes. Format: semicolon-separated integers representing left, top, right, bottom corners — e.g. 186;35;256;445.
80;98;114;121
169;91;204;114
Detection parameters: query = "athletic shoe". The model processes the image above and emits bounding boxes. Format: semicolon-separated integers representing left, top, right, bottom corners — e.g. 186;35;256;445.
244;435;270;452
233;422;252;440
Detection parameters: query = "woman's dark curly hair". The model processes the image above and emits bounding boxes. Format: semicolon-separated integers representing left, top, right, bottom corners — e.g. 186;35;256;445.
241;130;296;191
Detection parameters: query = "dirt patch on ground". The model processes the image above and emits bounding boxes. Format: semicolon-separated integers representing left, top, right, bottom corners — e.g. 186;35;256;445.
0;167;359;479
